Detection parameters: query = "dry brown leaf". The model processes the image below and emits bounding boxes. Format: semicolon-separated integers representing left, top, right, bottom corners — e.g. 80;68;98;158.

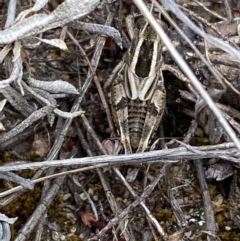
212;194;224;212
102;138;122;155
32;133;49;158
36;38;68;50
205;161;233;181
81;212;97;227
212;194;224;207
168;227;186;241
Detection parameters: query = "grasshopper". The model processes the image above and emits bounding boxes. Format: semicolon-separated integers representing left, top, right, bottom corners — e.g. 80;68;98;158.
108;15;166;156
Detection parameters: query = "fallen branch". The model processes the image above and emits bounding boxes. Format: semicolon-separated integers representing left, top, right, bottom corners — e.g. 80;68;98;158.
0;142;238;172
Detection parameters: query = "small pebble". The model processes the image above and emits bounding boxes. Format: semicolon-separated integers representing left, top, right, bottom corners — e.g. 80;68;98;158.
116;197;122;202
66;212;76;221
225;226;231;231
78;175;86;181
62;193;71;201
93;195;98;201
123;191;130;199
51;231;59;241
79;193;87;200
60;234;66;241
88;188;94;196
79;233;84;239
70;226;76;233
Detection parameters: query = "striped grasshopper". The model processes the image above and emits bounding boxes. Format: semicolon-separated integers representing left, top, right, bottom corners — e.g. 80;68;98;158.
108;16;166;155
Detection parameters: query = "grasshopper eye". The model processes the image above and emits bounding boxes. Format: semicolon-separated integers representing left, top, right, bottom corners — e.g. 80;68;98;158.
195;69;200;75
176;98;181;103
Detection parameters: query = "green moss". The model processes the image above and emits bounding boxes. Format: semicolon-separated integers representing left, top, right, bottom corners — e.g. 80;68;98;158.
1;184;42;218
196;232;207;240
93;183;103;193
153;207;178;231
196;137;209;145
47;195;62;218
67;236;83;241
0;183;42;240
1;151;14;162
0;168;64;239
56;212;76;233
154;208;173;220
112;184;125;196
219;232;240;241
208;183;218;198
215;209;230;228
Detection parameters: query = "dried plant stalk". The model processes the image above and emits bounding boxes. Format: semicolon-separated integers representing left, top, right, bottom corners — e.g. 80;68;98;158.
0;105;55;144
0;0;100;44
